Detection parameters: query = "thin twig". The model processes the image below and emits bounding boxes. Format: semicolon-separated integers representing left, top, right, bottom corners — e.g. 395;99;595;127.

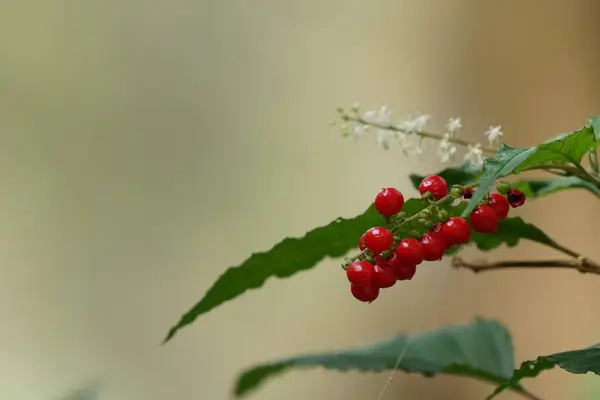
452;257;600;275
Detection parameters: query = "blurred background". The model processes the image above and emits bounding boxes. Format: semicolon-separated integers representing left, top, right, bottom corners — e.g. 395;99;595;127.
1;1;600;399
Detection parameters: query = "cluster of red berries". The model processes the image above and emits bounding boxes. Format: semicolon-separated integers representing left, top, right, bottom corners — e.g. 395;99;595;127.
345;176;526;303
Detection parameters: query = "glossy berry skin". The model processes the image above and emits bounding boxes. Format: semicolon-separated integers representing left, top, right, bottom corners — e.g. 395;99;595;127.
350;283;379;302
470;205;499;234
346;261;375;287
373;263;397;288
440;217;471;245
364;227;394;253
374;188;405;216
359;233;366;250
389;256;417;280
394;238;424;266
507;189;526;208
487;193;510;220
420;232;446;261
419;175;448;201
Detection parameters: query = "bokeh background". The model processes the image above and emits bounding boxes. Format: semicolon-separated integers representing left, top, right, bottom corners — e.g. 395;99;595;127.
1;1;600;399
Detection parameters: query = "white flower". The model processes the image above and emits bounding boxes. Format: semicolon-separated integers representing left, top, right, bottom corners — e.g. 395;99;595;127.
349;122;366;140
484;125;503;145
445;117;462;136
376;129;393;150
400;113;431;134
437;133;457;163
363;106;391;125
464;143;485;168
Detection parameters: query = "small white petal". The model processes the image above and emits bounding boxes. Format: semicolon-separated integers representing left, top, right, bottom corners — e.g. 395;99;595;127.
445;117;462;136
484;125;503;145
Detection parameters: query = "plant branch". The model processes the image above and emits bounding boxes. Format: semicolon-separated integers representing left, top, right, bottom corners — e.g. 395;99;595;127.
452;257;600;275
340;113;498;153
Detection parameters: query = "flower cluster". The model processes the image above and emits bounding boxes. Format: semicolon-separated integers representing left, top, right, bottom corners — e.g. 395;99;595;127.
332;104;504;169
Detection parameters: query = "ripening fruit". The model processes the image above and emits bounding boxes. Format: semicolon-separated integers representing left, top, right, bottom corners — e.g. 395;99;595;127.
359;233;366;250
420;232;446;261
487;193;510;220
364;227;394;253
394;238;424;266
374;188;405;216
440;217;471;245
373;263;397;288
388;256;417;280
346;261;375;287
419;175;448;200
470;205;499;234
507;189;526;208
350;283;380;302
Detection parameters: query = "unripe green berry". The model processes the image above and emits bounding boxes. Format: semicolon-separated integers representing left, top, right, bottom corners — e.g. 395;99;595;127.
409;230;422;239
365;254;375;264
438;209;450;220
450;186;463;199
496;181;511;195
424;220;434;230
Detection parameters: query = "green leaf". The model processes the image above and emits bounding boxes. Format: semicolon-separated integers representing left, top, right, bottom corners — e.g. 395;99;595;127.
463;125;599;217
409;162;480;189
513;176;600;198
590;115;600;141
162;204;382;343
235;319;521;397
487;345;600;399
164;198;447;343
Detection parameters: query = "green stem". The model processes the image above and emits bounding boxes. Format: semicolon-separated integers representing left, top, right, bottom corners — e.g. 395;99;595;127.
343;184;477;268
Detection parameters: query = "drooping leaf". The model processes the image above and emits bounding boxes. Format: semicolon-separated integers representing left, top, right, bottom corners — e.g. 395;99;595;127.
164;198;448;343
235;319;523;397
512;176;600;198
463;125;599;217
409;162;480;189
487;345;600;399
162;203;383;343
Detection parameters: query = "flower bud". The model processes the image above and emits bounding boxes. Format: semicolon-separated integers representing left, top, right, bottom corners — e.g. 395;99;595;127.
496;181;511;195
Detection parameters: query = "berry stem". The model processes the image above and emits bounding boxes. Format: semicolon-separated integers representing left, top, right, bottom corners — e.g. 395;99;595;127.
343;183;478;269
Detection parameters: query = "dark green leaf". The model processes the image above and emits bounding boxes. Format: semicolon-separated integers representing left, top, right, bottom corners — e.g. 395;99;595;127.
590;115;600;141
463;125;599;217
409;162;480;189
162;204;384;343
235;319;521;397
164;198;443;343
513;176;600;198
487;346;600;399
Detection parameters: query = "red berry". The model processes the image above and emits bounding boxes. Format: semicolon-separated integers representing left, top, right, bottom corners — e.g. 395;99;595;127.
420;232;446;261
394;238;424;266
350;284;379;302
432;223;443;233
470;205;499;234
364;227;394;253
374;188;405;216
373;263;397;288
507;189;526;208
487;193;510;220
419;175;448;200
346;261;375;287
359;233;366;250
389;256;417;280
440;217;471;245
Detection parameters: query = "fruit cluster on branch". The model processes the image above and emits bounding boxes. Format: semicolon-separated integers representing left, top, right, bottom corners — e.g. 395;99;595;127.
345;176;526;302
